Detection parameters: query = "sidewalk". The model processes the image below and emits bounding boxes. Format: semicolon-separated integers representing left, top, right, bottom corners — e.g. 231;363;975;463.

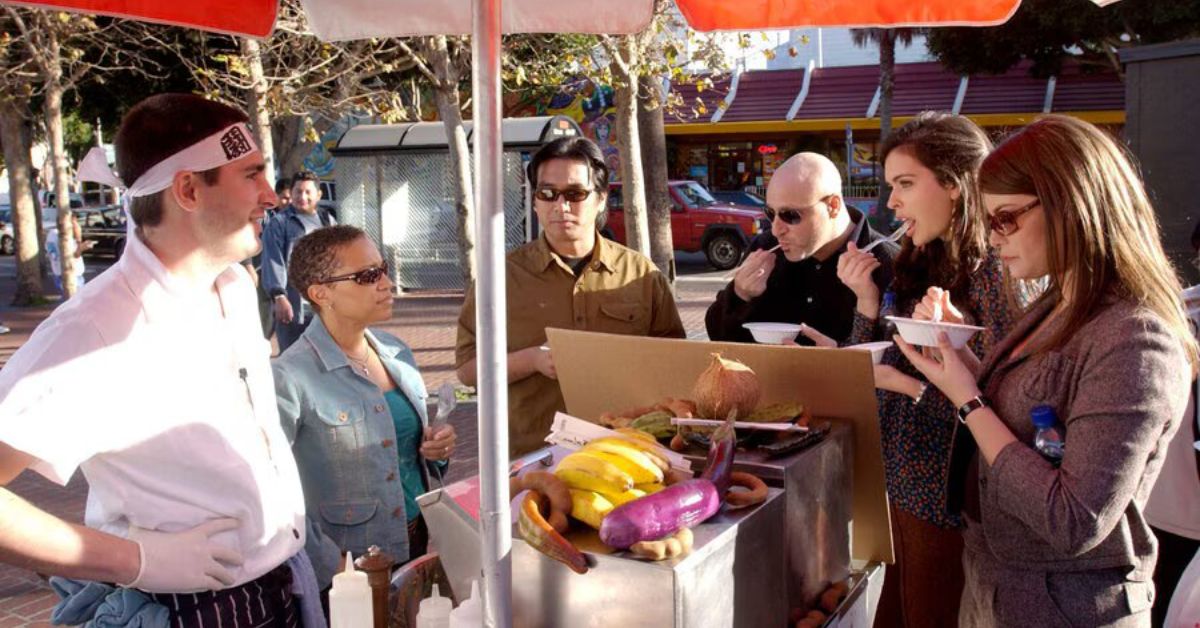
0;253;727;625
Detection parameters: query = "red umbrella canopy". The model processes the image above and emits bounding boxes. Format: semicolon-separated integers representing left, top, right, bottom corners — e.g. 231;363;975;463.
5;0;1022;39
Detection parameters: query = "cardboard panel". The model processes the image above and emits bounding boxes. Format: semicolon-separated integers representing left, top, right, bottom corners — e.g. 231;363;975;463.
547;327;894;564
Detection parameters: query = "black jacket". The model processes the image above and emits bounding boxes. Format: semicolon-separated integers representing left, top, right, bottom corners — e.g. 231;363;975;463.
705;207;899;345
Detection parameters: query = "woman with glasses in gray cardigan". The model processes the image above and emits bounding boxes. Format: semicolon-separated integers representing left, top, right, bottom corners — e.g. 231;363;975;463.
898;115;1197;626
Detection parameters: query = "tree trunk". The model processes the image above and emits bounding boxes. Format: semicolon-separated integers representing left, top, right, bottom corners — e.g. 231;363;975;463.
637;74;675;284
44;72;80;298
613;37;650;258
272;114;315;182
424;35;476;285
876;30;896;218
1;97;46;305
242;37;276;186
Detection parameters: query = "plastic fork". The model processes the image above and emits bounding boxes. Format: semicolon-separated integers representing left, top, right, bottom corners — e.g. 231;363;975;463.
860;222;909;254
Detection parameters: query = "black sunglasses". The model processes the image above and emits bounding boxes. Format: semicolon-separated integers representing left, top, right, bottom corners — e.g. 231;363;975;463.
534;187;593;203
318;261;389;286
989;199;1039;236
763;195;832;226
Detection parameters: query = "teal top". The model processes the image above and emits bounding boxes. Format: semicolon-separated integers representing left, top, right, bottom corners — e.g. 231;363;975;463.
385;388;427;521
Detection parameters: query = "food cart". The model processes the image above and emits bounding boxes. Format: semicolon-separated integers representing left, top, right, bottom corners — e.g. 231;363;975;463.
420;329;892;625
546;330;893;616
16;2;1036;625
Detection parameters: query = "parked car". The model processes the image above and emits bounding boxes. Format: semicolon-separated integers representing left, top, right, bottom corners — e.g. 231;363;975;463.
710;190;766;208
604;180;768;270
318;179;339;221
0;206;14;255
75;205;127;259
39;191;85;210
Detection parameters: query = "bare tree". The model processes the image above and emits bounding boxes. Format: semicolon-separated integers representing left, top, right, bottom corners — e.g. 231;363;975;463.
637;74;674;283
398;36;477;285
5;8;156;298
601;33;652;258
147;0;419;182
599;2;727;276
0;20;45;305
851;28;919;215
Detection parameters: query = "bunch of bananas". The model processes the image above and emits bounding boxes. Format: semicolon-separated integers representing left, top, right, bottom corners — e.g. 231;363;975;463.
555;428;670;529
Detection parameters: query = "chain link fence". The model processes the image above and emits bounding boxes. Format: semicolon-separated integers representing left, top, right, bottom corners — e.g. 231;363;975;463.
336;150;532;291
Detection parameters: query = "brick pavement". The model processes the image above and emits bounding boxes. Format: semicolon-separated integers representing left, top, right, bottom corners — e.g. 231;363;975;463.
0;251;727;625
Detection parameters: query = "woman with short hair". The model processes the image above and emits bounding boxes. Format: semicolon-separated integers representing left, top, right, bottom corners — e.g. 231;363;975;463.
273;225;456;590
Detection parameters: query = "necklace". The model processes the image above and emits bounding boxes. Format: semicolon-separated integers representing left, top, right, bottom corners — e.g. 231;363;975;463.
347;346;372;376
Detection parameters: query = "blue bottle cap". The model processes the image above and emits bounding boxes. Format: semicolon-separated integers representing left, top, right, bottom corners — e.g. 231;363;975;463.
1030;405;1057;428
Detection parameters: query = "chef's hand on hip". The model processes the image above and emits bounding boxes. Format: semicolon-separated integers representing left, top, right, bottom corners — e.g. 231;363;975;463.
124;518;244;593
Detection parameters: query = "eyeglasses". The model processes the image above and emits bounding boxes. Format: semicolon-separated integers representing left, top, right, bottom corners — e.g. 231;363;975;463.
534;187;593;203
763;195;832;225
989;199;1040;236
318;261;390;286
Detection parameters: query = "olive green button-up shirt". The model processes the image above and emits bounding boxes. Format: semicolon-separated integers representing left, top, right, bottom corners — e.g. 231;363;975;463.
456;234;685;457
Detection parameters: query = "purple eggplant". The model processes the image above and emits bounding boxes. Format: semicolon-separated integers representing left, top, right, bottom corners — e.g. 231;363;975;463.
599;478;721;549
700;413;736;495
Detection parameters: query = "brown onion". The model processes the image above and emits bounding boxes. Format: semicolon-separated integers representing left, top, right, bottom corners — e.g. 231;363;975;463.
692;353;761;420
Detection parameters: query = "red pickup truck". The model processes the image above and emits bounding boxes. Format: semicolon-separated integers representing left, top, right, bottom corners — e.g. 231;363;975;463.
603;180;769;270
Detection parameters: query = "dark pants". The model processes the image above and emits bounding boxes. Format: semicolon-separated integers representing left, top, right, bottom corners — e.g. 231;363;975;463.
148;564;298;628
256;281;275;340
1152;526;1200;627
875;505;965;628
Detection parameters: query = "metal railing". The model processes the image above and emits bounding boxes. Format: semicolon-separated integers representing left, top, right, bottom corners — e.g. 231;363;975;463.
844;184;880;199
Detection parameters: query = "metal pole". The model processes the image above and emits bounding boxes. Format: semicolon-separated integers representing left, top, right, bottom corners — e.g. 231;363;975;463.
471;0;512;625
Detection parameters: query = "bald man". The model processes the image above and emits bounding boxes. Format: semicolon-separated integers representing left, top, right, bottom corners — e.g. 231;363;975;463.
705;152;899;344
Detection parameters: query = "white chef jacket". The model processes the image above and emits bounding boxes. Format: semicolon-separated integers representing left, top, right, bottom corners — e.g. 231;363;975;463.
0;231;305;587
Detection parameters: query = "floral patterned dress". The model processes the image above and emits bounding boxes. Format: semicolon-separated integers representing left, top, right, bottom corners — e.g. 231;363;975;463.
847;249;1013;528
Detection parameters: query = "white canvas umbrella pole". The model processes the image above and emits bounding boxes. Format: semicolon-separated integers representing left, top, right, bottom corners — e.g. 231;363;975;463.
471;0;513;625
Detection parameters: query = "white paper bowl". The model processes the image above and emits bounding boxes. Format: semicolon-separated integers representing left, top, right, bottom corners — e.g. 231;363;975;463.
848;341;893;364
742;322;802;345
885;316;984;349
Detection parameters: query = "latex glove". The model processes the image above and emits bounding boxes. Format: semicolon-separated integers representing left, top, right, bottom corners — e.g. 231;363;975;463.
125;518;244;593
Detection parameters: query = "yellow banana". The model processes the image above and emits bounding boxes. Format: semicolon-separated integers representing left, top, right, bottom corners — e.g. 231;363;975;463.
599;487;647;507
589;436;670;472
615;427;658;443
555;451;634;493
633;482;665;495
568;489;614;529
583;440;665;484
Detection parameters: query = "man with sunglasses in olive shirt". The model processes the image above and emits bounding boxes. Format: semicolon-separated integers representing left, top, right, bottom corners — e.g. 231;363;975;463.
456;137;685;457
705;152;898;345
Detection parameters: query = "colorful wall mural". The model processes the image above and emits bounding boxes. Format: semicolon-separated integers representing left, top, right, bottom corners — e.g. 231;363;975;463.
510;78;622;181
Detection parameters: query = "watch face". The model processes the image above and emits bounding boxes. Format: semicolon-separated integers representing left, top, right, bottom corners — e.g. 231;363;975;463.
957;397;987;424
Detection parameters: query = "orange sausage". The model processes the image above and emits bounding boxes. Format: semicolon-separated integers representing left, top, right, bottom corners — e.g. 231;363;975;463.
510;471;571;532
724;471;768;508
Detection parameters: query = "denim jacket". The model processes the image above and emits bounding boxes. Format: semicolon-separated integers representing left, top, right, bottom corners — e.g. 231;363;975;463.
261;205;335;319
272;316;443;588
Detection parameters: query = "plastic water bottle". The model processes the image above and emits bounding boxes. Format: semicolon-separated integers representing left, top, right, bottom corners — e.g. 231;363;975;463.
415;584;452;628
1031;405;1065;465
